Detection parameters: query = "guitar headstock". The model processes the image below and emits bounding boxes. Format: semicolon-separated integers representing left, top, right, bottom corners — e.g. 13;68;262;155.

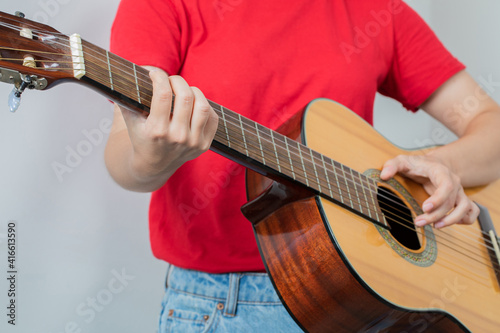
0;10;83;108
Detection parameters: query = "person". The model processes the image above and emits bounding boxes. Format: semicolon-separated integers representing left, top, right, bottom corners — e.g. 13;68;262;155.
105;0;500;331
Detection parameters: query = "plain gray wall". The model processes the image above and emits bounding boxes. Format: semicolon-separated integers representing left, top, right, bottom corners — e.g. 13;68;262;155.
0;1;498;332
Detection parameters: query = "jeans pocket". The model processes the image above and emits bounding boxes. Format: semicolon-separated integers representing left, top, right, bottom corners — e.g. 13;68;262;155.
163;308;211;333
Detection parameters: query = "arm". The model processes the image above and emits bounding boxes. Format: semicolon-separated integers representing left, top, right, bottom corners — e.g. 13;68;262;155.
104;68;219;192
381;70;500;228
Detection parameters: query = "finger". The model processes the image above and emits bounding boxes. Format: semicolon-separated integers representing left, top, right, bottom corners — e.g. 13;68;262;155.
148;69;173;126
415;178;459;226
189;87;214;139
380;157;405;180
433;189;473;228
169;75;195;130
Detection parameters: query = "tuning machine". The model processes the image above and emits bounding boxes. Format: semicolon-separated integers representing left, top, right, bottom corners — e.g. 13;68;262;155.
0;67;48;112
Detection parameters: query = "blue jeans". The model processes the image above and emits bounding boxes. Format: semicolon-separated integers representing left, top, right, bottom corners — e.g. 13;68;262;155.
158;264;304;332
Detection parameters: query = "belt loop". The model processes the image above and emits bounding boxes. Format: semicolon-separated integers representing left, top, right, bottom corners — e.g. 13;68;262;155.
164;263;173;289
224;273;241;317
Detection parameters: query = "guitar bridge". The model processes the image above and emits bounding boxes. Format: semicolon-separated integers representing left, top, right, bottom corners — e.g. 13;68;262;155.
477;203;500;288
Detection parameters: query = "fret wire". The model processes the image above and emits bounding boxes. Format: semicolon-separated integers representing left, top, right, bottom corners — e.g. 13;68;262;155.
295;140;309;187
269;131;282;173
349;168;364;214
133;63;142;104
220;105;232;148
320;153;334;198
105;50;114;91
308;148;322;193
237;113;249;156
255;123;266;165
329;158;346;205
283;137;296;180
358;171;372;219
339;164;354;208
367;178;383;223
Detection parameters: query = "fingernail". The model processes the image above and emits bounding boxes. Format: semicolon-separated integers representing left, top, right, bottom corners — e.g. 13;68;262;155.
380;167;390;178
423;202;433;212
415;219;426;227
434;221;444;229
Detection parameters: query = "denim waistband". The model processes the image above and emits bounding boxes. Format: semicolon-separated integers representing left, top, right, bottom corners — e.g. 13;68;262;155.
165;264;283;314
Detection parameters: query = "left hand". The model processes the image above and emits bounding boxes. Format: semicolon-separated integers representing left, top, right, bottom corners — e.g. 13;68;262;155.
380;154;479;229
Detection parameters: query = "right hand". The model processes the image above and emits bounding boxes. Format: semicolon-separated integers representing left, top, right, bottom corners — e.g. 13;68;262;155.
120;68;219;184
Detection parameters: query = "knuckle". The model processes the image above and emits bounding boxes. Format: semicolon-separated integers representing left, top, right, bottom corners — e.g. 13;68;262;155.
175;90;195;106
451;174;461;184
154;85;172;102
198;103;213;115
170;131;189;145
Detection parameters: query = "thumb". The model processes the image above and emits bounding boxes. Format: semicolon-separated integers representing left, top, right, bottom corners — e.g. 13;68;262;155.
380;160;398;180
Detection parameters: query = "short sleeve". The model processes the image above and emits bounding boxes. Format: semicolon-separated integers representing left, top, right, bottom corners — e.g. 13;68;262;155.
110;0;182;74
378;2;465;111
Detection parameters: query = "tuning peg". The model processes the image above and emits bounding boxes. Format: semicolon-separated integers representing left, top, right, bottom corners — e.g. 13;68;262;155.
15;11;25;18
8;75;32;113
8;88;21;113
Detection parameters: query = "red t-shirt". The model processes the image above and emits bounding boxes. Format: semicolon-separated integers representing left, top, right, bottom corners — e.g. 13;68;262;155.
110;0;464;273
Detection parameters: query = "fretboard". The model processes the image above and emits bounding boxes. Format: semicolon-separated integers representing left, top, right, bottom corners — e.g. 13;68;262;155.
80;40;387;229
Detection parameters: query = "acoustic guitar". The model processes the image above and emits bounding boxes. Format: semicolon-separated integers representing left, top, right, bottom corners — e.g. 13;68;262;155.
0;11;499;333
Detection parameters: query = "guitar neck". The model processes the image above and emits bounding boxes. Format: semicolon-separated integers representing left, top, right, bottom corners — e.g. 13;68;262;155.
79;39;387;228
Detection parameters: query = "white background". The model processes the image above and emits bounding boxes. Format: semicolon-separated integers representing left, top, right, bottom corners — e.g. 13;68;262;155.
0;1;498;332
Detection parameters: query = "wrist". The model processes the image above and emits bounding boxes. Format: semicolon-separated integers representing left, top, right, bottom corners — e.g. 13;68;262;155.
127;152;179;192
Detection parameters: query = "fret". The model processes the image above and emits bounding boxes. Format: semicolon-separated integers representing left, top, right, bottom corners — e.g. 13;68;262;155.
220;106;231;148
366;178;383;223
105;50;114;91
283;137;296;180
269;131;282;173
237;113;249;156
308;148;321;193
254;123;266;165
357;172;372;219
320;154;334;198
132;63;141;104
296;141;309;187
349;168;364;214
329;159;345;205
339;164;354;208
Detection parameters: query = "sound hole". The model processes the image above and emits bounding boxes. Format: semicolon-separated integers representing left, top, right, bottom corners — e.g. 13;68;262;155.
377;186;421;250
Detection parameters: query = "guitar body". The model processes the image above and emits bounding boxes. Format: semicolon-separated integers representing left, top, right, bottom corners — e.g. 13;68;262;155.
242;99;500;333
0;12;499;332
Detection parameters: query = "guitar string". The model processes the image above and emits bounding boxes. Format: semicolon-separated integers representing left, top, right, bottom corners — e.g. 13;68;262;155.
1;48;496;255
4;25;496;249
2;23;499;263
0;38;424;223
0;46;155;94
0;48;434;225
2;49;497;259
211;131;500;269
0;22;155;87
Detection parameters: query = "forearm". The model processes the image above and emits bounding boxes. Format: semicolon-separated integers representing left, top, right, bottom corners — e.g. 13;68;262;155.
426;108;500;188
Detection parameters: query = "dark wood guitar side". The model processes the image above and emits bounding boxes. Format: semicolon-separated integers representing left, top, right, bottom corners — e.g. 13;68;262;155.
242;99;500;333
